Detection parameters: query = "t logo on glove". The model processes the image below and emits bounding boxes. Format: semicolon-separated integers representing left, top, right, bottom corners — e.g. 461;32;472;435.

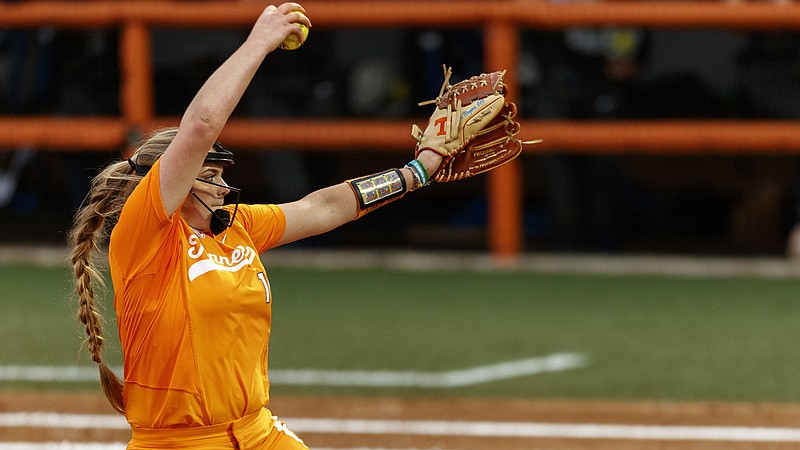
435;117;447;136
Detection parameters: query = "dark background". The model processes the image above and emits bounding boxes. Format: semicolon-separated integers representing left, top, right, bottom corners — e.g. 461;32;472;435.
2;24;799;256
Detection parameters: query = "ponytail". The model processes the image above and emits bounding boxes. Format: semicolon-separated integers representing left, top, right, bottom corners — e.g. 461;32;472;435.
68;159;137;414
67;127;176;414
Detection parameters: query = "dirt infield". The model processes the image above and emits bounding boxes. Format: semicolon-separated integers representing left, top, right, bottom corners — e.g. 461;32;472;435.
4;391;800;449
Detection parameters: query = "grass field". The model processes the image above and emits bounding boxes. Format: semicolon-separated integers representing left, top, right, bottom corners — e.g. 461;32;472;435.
3;256;800;404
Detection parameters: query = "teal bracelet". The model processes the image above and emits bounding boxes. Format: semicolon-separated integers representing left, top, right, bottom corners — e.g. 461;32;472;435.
409;161;424;185
404;164;424;190
406;162;426;188
407;159;430;186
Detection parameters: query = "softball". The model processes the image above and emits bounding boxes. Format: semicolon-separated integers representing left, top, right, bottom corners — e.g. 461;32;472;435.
280;11;309;50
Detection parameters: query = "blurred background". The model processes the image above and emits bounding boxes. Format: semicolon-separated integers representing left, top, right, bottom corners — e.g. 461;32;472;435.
6;6;800;447
2;0;800;258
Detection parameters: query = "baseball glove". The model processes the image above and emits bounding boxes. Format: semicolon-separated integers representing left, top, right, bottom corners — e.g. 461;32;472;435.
412;66;541;182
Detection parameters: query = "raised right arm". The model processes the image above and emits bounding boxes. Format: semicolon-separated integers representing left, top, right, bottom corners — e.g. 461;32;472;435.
158;3;311;216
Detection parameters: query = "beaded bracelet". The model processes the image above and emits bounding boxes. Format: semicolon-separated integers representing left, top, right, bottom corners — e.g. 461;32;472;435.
406;159;430;187
405;164;424;191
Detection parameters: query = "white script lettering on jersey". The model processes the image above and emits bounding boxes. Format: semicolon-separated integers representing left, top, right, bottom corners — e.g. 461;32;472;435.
186;234;257;281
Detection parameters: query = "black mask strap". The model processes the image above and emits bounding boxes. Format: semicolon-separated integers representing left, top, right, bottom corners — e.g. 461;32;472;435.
189;178;241;235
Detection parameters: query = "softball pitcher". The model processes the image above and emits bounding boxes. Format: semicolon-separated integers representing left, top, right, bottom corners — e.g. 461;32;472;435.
68;0;532;447
67;3;445;448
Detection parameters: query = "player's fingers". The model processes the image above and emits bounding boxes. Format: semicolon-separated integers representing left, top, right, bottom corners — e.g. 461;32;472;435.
276;2;306;15
272;4;311;30
290;10;312;28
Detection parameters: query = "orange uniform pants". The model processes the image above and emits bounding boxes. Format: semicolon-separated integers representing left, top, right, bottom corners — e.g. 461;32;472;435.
128;408;308;449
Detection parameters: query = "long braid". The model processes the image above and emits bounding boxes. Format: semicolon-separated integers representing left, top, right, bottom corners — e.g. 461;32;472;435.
68;160;135;414
67;127;176;415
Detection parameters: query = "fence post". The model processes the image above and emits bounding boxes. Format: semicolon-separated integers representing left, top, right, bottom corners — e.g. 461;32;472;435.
120;20;154;146
485;19;523;262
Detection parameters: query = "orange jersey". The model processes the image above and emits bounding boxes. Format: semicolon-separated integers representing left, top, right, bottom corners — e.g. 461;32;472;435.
109;160;286;429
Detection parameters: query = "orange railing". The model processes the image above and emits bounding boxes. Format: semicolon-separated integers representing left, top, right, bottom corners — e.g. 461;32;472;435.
2;1;800;260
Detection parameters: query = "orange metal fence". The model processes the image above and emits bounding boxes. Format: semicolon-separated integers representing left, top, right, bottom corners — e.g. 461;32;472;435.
2;0;800;259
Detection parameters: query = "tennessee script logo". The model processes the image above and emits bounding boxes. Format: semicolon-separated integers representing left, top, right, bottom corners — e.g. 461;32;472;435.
186;234;257;281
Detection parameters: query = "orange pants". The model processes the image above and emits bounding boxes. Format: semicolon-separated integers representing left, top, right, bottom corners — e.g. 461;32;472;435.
128;408;308;449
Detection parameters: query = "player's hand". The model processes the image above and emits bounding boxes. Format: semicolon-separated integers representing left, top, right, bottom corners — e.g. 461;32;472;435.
251;3;312;52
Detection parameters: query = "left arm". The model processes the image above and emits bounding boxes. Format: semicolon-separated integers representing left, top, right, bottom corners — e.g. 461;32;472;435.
274;182;356;246
275;150;441;246
274;66;534;246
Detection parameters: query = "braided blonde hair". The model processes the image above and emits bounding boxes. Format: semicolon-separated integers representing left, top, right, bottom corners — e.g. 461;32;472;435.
67;128;177;414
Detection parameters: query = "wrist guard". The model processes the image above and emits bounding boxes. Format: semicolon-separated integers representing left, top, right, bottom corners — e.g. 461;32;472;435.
347;169;407;219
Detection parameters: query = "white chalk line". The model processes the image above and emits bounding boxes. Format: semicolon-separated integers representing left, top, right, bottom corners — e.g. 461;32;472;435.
269;353;587;387
0;444;126;450
3;412;800;443
0;445;422;450
0;444;431;450
0;353;588;388
297;418;800;442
